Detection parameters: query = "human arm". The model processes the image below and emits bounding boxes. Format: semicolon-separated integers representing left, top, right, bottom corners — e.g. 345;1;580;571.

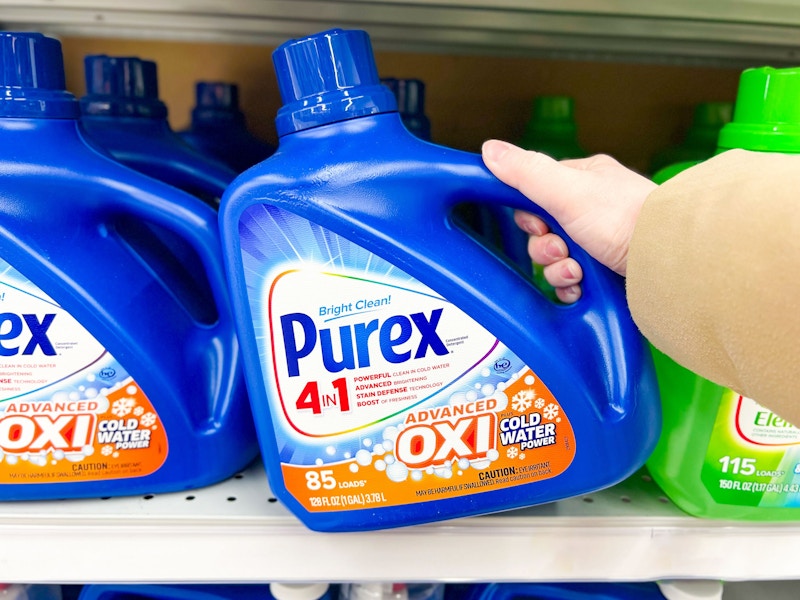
482;143;800;424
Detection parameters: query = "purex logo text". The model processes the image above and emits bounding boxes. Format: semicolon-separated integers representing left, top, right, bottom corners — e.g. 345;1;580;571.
0;313;56;356
280;308;448;377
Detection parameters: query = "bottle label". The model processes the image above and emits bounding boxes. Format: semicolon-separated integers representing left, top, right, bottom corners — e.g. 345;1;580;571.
240;205;576;512
0;258;167;483
701;391;800;507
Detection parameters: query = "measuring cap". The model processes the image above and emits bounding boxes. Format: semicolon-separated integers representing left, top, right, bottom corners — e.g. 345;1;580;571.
81;55;167;118
0;32;78;118
718;66;800;153
272;28;397;136
192;81;245;124
529;96;578;134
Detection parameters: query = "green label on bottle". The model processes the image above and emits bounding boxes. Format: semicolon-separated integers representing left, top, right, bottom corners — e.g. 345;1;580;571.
701;391;800;507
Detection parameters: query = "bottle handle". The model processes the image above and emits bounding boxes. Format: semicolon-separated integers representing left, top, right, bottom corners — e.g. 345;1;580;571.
97;180;239;407
440;159;629;320
419;158;644;418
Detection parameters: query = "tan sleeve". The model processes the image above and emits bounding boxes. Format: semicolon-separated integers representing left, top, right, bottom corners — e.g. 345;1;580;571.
627;149;800;424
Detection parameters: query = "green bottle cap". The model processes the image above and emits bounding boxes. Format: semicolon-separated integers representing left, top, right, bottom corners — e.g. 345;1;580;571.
718;66;800;153
533;95;574;123
527;95;577;136
693;101;734;129
686;101;733;144
519;95;585;159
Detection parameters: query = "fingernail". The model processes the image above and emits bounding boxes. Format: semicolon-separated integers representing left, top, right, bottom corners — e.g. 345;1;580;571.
545;239;564;260
482;140;512;163
560;285;582;303
561;262;578;281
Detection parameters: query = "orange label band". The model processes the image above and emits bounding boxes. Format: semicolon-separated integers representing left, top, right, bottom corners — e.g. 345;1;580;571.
0;377;167;483
282;369;575;511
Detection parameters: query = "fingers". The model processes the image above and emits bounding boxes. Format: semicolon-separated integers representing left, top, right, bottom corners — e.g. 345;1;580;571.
513;209;549;236
517;215;582;304
542;258;583;289
529;233;567;266
528;233;583;304
482;140;591;224
555;285;582;304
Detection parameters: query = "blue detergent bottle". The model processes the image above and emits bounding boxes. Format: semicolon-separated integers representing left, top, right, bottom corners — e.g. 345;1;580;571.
79;56;237;207
179;81;276;173
78;584;332;600
445;583;667;600
220;28;660;532
0;32;257;498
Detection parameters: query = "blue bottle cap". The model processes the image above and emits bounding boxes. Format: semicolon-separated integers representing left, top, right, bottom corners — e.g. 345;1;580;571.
196;81;239;110
273;29;397;136
80;55;167;118
0;32;78;118
380;77;399;97
395;79;426;118
192;81;244;124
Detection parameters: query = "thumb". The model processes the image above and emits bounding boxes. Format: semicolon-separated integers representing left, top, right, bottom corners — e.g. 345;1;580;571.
481;140;591;224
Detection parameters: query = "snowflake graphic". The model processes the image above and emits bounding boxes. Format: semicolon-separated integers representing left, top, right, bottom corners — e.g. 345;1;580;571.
534;398;545;409
506;446;519;459
543;403;560;420
511;389;535;413
140;412;157;427
101;445;113;456
133;406;145;416
519;452;526;460
111;398;136;417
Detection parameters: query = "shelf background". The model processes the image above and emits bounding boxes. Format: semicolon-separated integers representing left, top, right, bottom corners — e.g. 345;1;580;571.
5;1;800;66
7;1;784;170
1;461;799;585
55;35;741;173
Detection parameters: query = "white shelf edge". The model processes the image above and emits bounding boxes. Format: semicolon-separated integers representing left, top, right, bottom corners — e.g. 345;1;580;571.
0;463;798;584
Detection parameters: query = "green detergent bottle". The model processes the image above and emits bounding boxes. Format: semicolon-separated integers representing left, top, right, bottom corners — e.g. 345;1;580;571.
647;66;800;519
650;101;733;175
519;96;586;159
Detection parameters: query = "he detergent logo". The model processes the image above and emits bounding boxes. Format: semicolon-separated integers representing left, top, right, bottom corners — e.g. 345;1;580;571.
0;313;56;356
395;399;498;469
279;308;449;377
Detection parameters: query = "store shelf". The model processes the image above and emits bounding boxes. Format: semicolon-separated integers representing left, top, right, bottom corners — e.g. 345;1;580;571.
0;0;798;591
0;460;798;584
2;0;800;66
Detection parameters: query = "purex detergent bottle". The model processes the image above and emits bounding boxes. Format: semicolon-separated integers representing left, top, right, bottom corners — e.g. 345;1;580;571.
79;56;237;207
0;32;257;498
220;28;660;531
445;582;668;600
179;81;275;173
647;66;800;519
78;584;332;600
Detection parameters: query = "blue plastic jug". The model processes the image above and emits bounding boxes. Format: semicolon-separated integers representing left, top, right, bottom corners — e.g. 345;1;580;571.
78;584;332;600
79;56;237;207
179;81;275;173
0;32;257;499
446;583;666;600
220;28;660;532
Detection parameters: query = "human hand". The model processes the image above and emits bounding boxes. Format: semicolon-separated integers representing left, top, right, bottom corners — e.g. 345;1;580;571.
482;140;656;303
